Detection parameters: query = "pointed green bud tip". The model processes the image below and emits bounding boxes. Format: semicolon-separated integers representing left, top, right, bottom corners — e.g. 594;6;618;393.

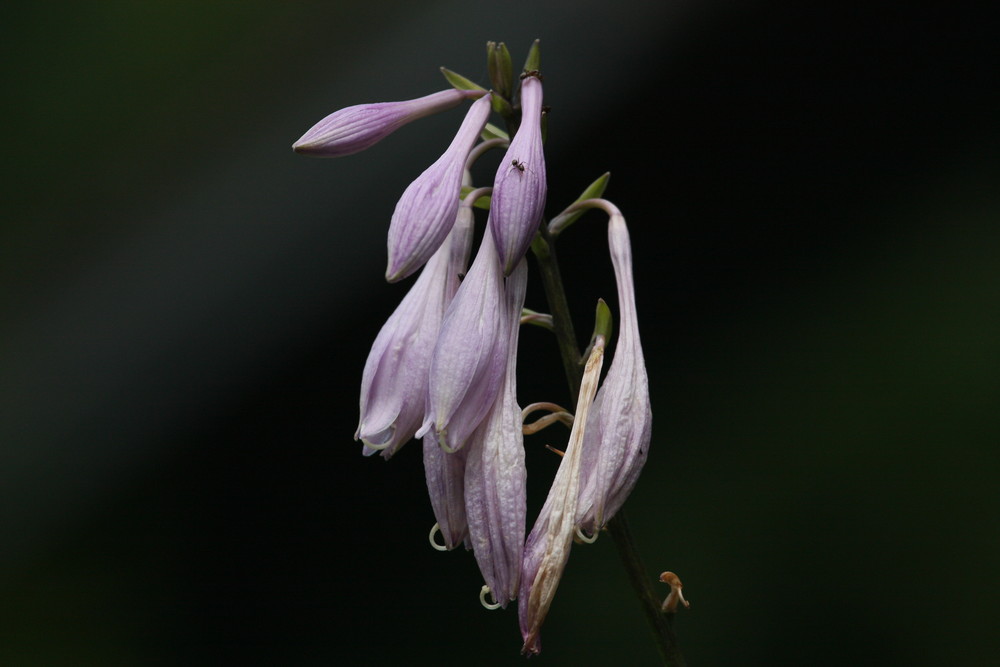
547;172;612;237
487;41;514;99
581;172;611;200
440;67;488;93
522;39;541;76
593;298;614;345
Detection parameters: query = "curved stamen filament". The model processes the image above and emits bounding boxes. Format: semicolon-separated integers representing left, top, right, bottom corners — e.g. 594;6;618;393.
428;523;448;552
523;411;574;435
575;526;599;544
479;585;502;610
360;438;392;451
521;402;571;421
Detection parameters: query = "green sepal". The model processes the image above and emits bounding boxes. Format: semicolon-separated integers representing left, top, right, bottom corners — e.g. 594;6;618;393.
522;39;541;76
491;93;514;118
487;41;514;99
459;186;492;210
440;67;487;92
549;172;610;236
481;123;510;142
581;299;614;365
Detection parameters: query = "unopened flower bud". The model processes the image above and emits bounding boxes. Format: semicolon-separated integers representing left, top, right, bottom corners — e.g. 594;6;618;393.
292;88;481;157
423;427;470;551
386;93;493;282
418;223;508;452
464;258;528;607
355;217;469;458
490;75;546;275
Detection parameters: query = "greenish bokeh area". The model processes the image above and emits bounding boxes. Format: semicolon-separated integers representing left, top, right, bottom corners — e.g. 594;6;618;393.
2;2;998;665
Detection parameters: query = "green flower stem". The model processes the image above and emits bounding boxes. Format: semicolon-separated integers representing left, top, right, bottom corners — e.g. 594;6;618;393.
530;227;686;667
530;229;583;398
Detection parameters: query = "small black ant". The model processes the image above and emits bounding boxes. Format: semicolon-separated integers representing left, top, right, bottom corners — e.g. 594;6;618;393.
511;159;526;173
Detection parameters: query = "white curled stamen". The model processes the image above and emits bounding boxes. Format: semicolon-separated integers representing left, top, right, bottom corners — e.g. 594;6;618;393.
575;526;599;544
428;523;448;551
360;437;392;451
479;585;502;610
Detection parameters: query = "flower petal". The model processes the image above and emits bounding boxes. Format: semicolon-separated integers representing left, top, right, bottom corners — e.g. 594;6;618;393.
386;94;492;282
293;88;480;157
464;258;528;606
490;75;546;275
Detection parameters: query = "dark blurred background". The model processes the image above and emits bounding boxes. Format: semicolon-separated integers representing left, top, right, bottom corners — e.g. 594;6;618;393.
2;1;998;665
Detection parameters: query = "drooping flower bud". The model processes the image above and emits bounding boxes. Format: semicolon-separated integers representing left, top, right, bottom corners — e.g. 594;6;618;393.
386;93;493;282
519;337;606;656
464;258;528;608
355;207;473;458
423;427;470;551
292;88;481;157
490;74;546;275
575;212;652;535
417;221;508;453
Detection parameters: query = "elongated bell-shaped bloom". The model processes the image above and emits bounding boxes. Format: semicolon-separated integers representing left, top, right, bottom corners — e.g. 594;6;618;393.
292;88;481;157
490;75;546;275
519;337;606;655
355;208;472;458
464;258;528;608
423;427;470;550
417;221;508;453
386;93;493;282
575;213;652;536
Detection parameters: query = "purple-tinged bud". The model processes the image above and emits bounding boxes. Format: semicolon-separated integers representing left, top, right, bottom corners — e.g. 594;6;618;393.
519;336;606;656
575;213;652;535
355;211;472;458
292;88;480;157
417;221;508;452
490;75;546;275
464;258;528;608
423;427;469;551
386;93;493;282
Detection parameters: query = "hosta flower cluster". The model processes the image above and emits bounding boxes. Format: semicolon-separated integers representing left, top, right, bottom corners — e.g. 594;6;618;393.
294;41;651;655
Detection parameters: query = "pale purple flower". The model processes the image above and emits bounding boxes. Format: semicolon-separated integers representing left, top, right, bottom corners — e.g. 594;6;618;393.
519;336;606;655
355;209;472;458
490;75;546;275
575;213;652;535
417;221;508;453
292;88;481;157
463;258;528;608
386;93;493;282
423;427;470;551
